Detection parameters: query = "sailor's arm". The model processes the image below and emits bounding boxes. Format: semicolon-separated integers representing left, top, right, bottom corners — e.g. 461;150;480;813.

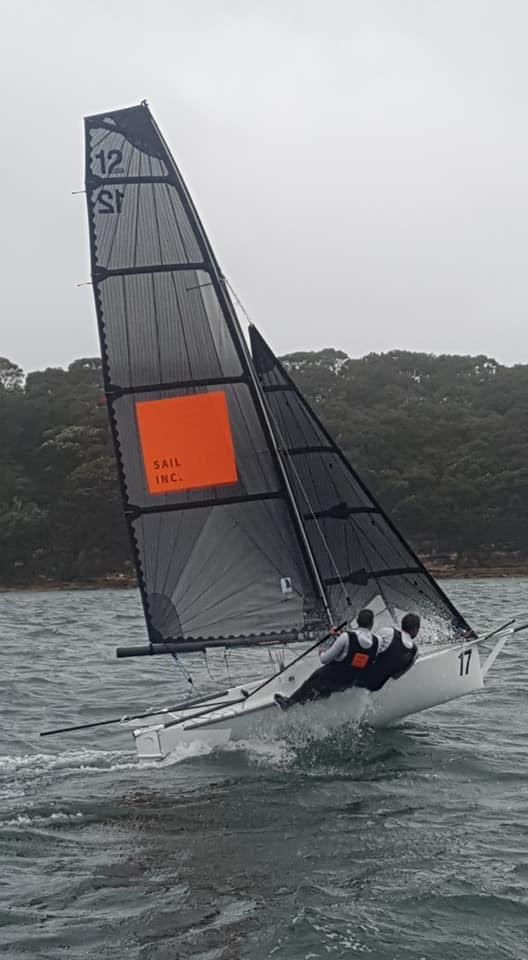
319;632;349;664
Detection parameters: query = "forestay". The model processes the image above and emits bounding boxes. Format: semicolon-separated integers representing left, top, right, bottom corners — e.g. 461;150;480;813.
250;325;470;636
84;103;328;649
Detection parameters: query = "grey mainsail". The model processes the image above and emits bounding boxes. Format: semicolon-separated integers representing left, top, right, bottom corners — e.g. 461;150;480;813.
84;103;328;650
249;325;470;635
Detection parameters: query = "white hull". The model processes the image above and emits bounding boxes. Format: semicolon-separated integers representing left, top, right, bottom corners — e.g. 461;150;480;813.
130;633;507;760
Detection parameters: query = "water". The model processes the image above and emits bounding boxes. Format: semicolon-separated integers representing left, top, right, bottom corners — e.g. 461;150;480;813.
1;581;527;959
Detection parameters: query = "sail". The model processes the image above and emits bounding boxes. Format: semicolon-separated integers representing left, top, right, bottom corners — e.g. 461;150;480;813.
249;326;470;635
84;103;328;649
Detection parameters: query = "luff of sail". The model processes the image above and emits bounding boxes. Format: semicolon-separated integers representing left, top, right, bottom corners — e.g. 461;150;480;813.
249;325;470;635
84;103;328;648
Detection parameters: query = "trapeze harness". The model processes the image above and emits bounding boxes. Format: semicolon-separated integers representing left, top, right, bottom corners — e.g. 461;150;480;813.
363;628;418;692
322;630;380;692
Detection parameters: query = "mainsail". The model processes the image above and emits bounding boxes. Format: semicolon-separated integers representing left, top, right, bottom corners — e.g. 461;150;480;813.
84;103;328;649
250;326;470;635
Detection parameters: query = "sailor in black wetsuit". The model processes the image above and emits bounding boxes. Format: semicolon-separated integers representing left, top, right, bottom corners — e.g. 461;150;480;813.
362;612;420;692
274;608;379;710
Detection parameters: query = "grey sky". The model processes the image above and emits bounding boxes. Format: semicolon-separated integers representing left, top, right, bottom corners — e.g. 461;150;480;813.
1;0;527;370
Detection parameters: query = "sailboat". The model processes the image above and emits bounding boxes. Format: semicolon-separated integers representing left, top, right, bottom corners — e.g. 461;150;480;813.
75;101;511;760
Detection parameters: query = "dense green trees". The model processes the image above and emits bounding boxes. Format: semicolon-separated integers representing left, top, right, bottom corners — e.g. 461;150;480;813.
0;348;526;585
0;358;129;584
285;349;528;569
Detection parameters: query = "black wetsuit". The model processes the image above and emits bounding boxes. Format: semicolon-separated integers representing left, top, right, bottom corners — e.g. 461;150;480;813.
285;631;379;706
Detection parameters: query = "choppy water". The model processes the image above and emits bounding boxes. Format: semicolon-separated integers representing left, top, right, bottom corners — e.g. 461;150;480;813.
1;581;527;959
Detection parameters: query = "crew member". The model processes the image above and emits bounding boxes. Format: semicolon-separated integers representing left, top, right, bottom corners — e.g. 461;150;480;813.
363;612;420;691
274;608;379;710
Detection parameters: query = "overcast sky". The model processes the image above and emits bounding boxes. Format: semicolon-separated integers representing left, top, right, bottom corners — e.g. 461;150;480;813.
1;0;527;370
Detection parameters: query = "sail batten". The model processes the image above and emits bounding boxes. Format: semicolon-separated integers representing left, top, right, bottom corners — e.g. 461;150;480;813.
94;262;207;279
84;103;328;647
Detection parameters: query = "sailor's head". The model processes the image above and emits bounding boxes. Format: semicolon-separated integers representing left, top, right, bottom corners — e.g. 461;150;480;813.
356;608;374;630
402;612;421;639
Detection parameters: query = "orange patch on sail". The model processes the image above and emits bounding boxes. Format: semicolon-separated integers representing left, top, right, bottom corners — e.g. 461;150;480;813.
136;391;238;495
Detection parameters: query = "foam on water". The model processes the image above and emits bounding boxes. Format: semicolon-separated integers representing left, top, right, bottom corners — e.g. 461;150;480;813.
0;748;139;776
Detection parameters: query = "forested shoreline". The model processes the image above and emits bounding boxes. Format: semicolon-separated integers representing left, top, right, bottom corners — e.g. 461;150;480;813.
1;348;526;587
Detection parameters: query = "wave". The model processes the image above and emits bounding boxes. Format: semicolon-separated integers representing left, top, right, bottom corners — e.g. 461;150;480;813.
0;747;147;780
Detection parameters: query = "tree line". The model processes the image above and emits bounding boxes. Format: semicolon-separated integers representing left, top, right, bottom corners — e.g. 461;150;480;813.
0;348;526;585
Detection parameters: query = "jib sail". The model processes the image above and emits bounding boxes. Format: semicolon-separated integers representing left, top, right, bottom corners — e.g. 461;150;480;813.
84;103;328;649
250;325;469;635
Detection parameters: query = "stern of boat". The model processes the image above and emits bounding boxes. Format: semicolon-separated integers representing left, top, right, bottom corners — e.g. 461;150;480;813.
368;634;506;727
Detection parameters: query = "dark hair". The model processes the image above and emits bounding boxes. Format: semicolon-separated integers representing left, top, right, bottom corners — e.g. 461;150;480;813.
357;608;374;629
401;613;420;637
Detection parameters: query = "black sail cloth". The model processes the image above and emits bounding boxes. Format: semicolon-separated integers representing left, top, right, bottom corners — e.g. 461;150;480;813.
84;104;328;648
249;325;470;636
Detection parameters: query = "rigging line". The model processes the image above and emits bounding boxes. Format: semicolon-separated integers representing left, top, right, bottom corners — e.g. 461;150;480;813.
264;406;348;614
258;494;314;569
171;652;194;687
223;647;232;683
225;277;253;326
202;651;217;685
193;269;227;381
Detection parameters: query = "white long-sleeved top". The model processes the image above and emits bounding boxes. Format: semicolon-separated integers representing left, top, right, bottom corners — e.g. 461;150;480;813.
319;626;415;665
319;627;376;664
